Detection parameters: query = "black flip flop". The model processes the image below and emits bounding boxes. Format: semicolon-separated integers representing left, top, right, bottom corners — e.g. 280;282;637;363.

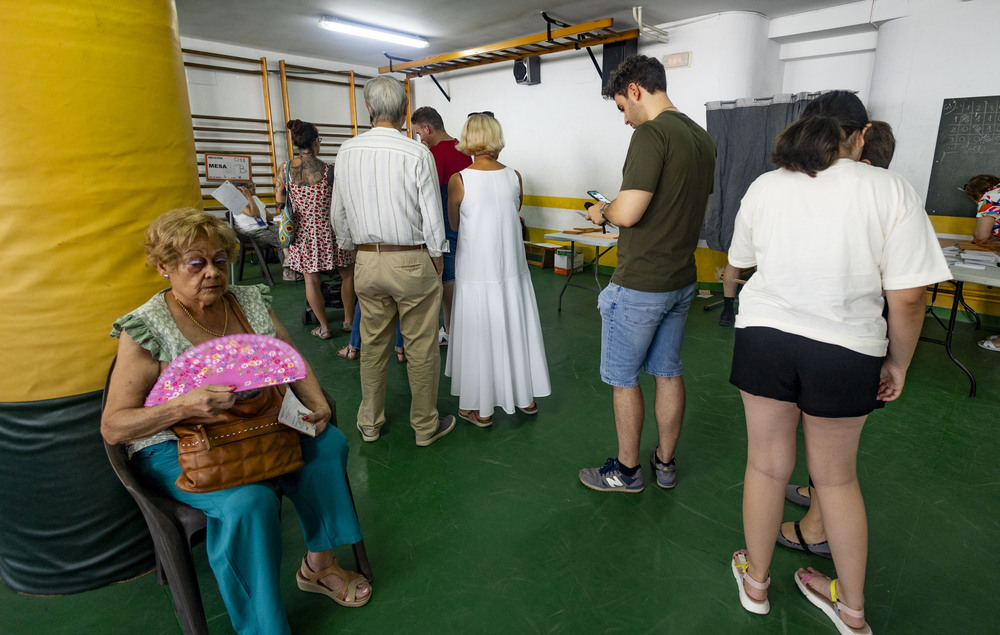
776;521;832;559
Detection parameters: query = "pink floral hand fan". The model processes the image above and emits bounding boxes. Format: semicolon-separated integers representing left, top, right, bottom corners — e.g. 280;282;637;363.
144;334;307;407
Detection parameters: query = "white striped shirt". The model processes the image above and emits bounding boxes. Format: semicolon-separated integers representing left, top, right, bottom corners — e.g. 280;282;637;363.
330;127;448;257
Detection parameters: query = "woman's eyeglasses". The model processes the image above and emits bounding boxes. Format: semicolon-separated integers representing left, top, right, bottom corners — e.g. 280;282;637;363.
181;256;229;274
468;111;495;118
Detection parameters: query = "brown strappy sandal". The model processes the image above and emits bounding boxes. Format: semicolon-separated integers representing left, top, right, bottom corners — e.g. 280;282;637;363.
458;409;493;427
296;556;372;607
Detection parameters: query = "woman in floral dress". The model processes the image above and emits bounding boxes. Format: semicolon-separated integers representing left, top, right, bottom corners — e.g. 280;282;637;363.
276;119;355;338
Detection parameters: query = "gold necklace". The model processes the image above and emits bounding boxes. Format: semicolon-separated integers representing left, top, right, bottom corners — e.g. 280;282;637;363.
173;294;229;337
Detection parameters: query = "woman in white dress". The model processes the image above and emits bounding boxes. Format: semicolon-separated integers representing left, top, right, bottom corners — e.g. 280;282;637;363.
445;113;550;426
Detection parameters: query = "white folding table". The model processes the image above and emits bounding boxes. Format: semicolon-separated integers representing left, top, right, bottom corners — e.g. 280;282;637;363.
543;231;619;311
919;264;1000;397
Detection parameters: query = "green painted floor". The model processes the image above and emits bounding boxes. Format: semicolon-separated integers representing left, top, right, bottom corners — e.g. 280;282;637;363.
3;263;999;634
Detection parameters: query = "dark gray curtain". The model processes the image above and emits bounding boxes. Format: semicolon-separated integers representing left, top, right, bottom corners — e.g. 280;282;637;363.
702;92;817;253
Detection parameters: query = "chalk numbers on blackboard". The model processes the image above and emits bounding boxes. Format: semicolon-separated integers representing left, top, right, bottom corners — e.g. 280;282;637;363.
938;98;997;157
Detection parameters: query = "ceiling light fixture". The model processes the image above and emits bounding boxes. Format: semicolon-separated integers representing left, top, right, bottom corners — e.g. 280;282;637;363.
317;16;429;48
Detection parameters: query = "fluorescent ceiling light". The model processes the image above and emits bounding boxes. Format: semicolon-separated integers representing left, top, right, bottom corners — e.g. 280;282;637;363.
318;17;429;48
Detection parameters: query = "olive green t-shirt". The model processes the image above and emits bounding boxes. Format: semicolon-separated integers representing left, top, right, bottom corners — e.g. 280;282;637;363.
614;110;716;292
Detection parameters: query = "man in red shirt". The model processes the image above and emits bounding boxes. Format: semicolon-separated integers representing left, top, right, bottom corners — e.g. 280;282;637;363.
412;106;472;345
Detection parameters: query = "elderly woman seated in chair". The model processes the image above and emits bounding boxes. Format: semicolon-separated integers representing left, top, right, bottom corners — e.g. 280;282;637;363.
101;207;371;635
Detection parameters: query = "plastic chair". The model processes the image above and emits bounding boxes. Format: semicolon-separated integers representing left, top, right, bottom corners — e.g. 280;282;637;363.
101;358;372;635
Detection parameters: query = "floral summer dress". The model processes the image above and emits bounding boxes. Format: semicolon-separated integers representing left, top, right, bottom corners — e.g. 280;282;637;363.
285;162;354;273
976;185;1000;239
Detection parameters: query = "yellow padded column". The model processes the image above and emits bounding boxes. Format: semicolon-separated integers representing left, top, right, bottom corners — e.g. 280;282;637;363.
0;0;200;401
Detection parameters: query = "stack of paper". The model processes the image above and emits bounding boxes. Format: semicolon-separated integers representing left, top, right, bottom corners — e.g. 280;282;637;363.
941;243;961;265
959;250;1000;268
941;240;1000;268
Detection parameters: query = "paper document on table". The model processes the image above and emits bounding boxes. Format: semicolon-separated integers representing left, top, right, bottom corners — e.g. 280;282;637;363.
212;181;251;215
278;389;317;436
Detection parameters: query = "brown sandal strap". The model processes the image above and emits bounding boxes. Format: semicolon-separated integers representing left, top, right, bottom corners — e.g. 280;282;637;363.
303;557;364;600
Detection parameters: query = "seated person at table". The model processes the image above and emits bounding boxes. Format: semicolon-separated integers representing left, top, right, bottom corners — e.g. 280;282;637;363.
961;174;1000;351
963;173;1000;245
233;181;299;281
101;207;371;635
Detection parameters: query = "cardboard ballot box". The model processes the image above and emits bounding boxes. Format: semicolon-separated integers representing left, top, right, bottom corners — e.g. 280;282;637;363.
554;247;584;275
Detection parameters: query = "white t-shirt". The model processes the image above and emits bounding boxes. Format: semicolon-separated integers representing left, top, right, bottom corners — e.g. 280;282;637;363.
728;159;951;357
232;196;270;232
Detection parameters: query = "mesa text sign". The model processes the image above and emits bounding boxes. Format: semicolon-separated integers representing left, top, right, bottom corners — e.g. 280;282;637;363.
204;153;252;181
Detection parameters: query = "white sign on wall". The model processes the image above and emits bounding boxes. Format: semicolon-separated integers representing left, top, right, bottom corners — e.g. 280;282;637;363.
204;154;252;181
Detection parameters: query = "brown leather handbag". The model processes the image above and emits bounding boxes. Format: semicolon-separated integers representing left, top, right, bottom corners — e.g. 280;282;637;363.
170;294;304;493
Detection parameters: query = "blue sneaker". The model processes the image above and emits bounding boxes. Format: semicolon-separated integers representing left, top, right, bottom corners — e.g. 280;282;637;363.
649;447;676;489
579;457;644;492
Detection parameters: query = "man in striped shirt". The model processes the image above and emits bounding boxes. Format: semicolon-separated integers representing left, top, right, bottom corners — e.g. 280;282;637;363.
331;76;455;447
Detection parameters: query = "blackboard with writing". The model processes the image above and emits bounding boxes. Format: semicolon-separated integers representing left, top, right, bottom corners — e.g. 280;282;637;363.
926;95;1000;216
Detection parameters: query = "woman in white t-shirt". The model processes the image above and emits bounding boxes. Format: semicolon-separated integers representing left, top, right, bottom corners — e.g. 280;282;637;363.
726;91;950;634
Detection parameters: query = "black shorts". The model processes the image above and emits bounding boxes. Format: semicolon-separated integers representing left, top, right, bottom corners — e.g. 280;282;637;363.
730;327;885;418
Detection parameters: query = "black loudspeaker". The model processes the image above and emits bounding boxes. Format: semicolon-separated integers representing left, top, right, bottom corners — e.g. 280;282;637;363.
513;57;540;85
602;38;639;92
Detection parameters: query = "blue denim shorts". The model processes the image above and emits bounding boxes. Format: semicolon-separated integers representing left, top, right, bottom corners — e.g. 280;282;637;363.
442;234;457;283
598;282;695;387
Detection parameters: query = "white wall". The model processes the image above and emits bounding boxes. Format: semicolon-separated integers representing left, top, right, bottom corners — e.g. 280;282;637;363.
770;0;1000;208
867;0;1000;203
181;36;376;168
782;50;875;100
409;12;780;231
180;0;1000;227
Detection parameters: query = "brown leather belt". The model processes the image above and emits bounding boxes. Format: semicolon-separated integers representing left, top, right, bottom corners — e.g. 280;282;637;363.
356;243;426;252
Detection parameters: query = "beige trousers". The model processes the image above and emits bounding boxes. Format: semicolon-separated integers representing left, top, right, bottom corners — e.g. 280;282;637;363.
354;249;443;439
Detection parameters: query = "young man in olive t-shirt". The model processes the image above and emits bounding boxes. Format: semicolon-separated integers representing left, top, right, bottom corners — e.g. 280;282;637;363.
579;55;716;493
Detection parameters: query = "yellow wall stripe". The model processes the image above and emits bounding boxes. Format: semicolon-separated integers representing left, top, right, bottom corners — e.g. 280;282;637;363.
523;195;590;210
523;197;998;316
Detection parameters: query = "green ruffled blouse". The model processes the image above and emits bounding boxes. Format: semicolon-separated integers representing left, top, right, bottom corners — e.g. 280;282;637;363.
110;284;276;456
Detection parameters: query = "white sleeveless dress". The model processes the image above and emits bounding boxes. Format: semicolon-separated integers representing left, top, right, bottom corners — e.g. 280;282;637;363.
445;167;551;416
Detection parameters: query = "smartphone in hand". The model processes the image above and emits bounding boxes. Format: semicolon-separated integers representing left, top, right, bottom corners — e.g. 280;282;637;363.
587;190;611;204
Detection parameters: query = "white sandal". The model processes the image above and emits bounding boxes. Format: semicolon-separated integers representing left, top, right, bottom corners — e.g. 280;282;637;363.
978;336;1000;352
795;568;872;635
732;550;770;615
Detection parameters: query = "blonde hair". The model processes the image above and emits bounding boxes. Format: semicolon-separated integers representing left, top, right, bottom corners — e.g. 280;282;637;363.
143;207;238;268
456;114;504;157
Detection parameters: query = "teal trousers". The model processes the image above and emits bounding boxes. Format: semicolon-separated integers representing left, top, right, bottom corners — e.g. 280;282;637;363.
133;427;362;635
